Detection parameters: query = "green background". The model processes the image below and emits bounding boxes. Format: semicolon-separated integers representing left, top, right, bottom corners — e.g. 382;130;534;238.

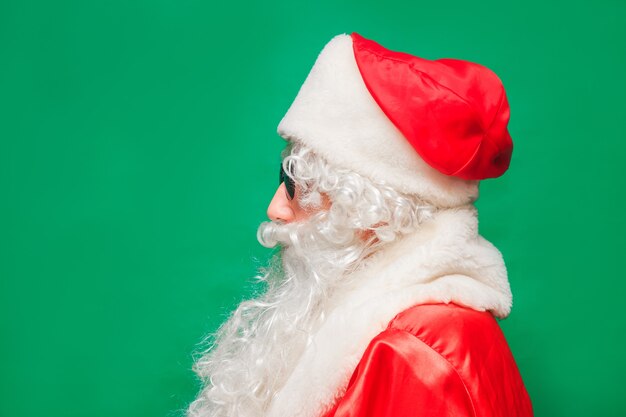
1;0;625;416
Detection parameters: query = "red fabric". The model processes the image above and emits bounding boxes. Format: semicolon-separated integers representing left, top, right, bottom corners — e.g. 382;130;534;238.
321;303;533;417
351;32;513;181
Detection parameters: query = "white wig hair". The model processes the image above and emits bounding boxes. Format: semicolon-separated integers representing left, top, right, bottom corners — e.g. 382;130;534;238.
187;141;437;417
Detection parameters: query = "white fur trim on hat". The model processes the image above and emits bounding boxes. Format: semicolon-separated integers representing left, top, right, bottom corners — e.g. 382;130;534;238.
277;33;480;208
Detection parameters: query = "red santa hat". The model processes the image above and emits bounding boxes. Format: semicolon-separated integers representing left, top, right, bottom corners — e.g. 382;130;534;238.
277;32;513;208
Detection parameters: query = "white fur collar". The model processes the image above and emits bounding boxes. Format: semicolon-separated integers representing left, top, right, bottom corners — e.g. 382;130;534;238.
266;204;512;417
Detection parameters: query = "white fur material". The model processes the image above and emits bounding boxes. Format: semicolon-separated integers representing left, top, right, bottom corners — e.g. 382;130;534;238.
277;34;480;208
266;205;512;417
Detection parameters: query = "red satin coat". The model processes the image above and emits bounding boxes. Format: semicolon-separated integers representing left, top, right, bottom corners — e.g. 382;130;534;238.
321;303;533;417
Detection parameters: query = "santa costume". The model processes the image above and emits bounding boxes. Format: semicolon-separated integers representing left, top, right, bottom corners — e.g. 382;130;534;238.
189;32;533;417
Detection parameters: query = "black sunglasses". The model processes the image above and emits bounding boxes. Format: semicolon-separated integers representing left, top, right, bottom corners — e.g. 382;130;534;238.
279;163;296;200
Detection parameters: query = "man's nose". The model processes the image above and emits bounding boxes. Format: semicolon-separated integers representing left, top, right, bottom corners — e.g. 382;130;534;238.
267;183;295;223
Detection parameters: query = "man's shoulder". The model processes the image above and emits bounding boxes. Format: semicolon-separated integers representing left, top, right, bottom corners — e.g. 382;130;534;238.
383;302;510;367
373;302;533;417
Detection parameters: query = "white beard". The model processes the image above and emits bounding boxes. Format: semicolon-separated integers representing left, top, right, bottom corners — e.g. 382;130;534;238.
187;213;371;417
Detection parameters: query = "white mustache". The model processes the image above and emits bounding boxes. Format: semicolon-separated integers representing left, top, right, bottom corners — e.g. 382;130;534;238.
257;214;328;250
257;220;296;249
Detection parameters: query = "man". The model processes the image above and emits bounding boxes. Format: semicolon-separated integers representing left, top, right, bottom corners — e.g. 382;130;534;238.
187;32;533;417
